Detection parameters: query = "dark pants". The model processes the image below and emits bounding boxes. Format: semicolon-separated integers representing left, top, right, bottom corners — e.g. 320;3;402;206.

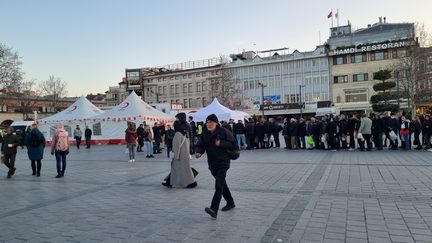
359;134;372;151
55;150;67;175
210;166;234;212
246;134;255;149
272;132;280;147
137;138;144;152
166;141;173;158
423;133;431;148
258;136;265;149
329;133;336;150
374;132;383;150
4;153;16;175
85;137;91;148
190;136;196;154
313;134;320;149
348;132;355;149
75;137;81;149
153;140;160;153
31;160;42;174
283;135;291;149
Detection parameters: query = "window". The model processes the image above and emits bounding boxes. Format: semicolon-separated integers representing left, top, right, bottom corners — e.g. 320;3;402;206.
183;84;187;93
196;73;200;77
163;86;167;95
170;85;174;95
393;49;408;58
351;53;367;63
175;84;180;94
196;82;201;92
202;97;207;106
170;76;174;80
336;96;341;103
175;76;179;80
334;75;348;84
345;89;367;102
183;99;188;108
371;51;388;61
353;73;368;82
188;74;192;78
188;83;193;93
333;56;347;65
93;123;102;136
202;81;206;91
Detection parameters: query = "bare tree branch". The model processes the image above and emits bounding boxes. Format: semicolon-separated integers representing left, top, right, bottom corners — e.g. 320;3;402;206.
39;75;68;111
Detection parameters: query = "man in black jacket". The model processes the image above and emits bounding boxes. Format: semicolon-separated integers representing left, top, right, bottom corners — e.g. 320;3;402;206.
245;119;255;150
85;126;92;149
423;115;432;149
196;114;237;219
387;113;400;150
269;118;281;148
2;127;20;178
282;118;291;149
372;114;385;150
347;115;357;150
233;120;246;150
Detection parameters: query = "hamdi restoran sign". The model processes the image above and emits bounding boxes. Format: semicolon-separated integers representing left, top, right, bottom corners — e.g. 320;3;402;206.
331;40;414;56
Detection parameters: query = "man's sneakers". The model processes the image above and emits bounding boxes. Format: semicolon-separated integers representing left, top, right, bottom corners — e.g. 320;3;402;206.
205;207;217;219
221;204;236;211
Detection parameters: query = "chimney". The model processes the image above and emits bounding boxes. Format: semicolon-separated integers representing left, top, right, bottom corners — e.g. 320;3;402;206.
383;17;386;23
379;17;382;23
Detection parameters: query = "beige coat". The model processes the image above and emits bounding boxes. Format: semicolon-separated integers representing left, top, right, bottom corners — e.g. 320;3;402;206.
170;132;195;188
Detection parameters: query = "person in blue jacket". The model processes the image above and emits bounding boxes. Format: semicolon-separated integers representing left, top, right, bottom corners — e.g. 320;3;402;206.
25;123;46;177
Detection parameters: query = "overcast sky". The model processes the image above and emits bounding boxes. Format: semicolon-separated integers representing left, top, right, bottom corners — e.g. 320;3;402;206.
2;0;431;96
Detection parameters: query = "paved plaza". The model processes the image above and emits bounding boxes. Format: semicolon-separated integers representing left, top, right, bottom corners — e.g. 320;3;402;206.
1;145;432;243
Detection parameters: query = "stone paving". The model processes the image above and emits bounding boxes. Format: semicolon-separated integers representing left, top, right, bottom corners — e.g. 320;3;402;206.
1;144;432;242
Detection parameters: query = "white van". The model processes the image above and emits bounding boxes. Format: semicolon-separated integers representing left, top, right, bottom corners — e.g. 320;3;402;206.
10;121;35;134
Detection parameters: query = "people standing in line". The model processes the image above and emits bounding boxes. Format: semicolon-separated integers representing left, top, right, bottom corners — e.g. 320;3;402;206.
328;115;338;151
358;114;373;151
412;116;422;150
51;123;69;178
298;118;307;149
282;118;291;149
165;124;175;158
2;127;20;178
289;118;299;149
152;123;162;154
338;115;348;150
372;114;385;150
347;115;357;150
73;125;82;149
143;126;154;158
25;124;45;177
233;120;247;150
85;126;92;149
422;115;431;149
269;118;282;148
255;120;265;149
136;124;145;152
125;122;137;162
162;113;198;188
400;116;411;150
196;114;236;219
245;118;255;150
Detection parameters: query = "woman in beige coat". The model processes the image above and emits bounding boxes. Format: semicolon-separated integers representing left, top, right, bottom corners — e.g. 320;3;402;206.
162;113;197;188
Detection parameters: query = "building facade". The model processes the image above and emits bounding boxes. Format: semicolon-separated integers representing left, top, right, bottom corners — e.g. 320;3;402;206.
416;47;432;114
327;18;415;114
228;47;331;116
105;78;129;107
125;58;224;109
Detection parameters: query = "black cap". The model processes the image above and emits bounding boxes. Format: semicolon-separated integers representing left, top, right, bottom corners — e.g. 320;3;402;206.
206;114;219;124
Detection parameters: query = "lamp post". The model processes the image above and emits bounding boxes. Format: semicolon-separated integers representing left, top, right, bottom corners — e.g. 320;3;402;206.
299;85;306;118
258;82;266;118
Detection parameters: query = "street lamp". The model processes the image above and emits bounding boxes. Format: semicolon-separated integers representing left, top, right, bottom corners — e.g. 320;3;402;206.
258;82;266;118
299;84;306;118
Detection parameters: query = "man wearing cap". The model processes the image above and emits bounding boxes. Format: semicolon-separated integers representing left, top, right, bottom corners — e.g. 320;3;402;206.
196;114;237;219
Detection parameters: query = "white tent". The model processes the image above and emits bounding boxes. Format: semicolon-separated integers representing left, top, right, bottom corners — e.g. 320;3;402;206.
192;98;251;122
91;91;174;143
37;96;104;141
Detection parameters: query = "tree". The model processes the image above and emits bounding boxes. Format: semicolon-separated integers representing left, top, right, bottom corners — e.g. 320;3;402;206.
392;22;432;116
208;55;242;109
371;70;399;112
17;79;40;120
39;75;68;111
0;43;24;93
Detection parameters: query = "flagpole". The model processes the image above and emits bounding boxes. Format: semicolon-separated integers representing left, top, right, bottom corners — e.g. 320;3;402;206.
331;9;334;28
337;9;339;27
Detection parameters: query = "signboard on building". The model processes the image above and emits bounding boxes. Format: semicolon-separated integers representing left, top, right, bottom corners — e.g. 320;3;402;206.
330;39;414;56
171;103;183;110
260;103;301;111
264;95;281;104
126;70;141;89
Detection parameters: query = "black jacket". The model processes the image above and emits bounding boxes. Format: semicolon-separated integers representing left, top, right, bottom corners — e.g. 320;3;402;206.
372;118;385;134
85;128;92;138
387;117;399;132
255;122;265;138
195;126;237;169
298;121;306;137
282;122;290;136
245;122;255;136
233;123;246;135
2;133;20;155
289;122;298;137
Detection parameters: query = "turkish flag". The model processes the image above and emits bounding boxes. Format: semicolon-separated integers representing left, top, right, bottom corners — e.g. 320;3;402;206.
327;11;332;19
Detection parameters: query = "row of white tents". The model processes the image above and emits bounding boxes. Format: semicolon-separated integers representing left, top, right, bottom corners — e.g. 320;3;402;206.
37;92;250;144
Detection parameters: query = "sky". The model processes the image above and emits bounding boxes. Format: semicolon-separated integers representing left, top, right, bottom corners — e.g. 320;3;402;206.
2;0;432;97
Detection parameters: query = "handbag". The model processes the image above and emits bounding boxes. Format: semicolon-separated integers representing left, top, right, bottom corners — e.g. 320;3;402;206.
307;135;314;145
227;149;240;160
357;132;365;141
389;130;398;141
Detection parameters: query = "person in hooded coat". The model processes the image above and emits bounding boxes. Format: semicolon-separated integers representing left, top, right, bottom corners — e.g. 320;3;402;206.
162;113;197;188
25;123;46;176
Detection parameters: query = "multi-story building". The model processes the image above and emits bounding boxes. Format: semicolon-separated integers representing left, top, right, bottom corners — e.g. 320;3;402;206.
105;78;129;107
416;47;432;114
228;46;331;116
327;17;415;114
125;58;223;109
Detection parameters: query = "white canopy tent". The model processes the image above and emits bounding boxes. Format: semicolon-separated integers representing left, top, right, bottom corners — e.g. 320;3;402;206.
37;96;104;141
91;91;174;143
192;98;251;122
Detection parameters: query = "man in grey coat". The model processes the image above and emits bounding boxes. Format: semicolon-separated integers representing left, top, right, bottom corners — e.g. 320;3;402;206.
358;113;373;151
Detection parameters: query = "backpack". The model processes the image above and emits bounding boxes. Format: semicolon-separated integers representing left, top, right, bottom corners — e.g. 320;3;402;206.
56;130;69;151
30;133;41;147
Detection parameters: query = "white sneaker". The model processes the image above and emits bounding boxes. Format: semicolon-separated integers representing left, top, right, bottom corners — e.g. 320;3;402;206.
129;160;132;163
132;159;135;162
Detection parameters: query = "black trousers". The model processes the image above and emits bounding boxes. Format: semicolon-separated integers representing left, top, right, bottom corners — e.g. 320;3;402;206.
359;134;372;150
75;137;81;149
31;160;42;174
283;135;291;149
85;137;91;148
3;153;16;175
272;132;280;147
348;132;355;149
210;166;234;212
246;134;255;149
